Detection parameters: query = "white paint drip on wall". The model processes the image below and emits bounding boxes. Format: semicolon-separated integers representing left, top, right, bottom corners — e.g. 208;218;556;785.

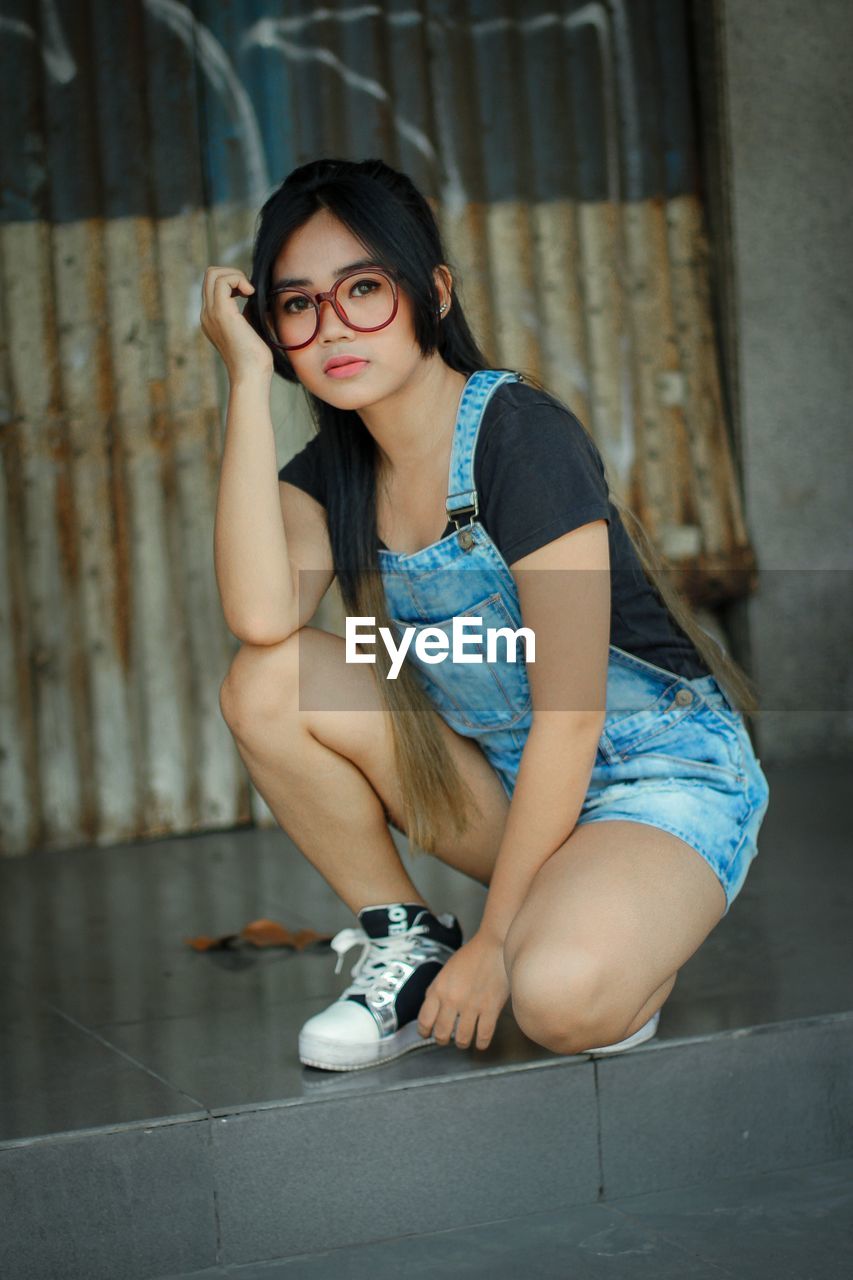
608;0;641;199
421;19;467;217
566;4;621;206
248;6;423;35
143;0;270;207
0;0;76;85
242;19;438;171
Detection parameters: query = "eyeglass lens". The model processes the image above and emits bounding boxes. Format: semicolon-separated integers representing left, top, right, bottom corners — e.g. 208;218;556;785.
267;271;396;349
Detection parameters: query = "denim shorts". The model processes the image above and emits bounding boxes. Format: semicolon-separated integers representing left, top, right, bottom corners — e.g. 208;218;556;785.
493;646;771;916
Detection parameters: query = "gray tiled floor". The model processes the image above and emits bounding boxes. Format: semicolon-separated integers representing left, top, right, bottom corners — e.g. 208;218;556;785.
159;1156;853;1279
1;756;852;1279
1;758;851;1141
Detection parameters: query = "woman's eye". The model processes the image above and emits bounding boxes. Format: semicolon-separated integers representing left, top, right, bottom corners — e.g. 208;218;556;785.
281;296;309;314
350;277;379;297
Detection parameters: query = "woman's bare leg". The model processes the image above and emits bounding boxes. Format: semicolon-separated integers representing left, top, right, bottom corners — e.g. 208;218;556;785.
219;625;511;916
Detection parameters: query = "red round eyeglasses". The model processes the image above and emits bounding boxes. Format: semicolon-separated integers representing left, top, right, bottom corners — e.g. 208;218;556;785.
263;266;400;352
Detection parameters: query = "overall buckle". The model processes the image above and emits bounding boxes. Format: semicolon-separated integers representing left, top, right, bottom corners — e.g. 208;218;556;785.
446;491;479;532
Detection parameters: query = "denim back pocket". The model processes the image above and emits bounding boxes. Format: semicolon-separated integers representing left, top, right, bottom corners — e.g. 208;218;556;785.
390;591;533;735
599;689;746;783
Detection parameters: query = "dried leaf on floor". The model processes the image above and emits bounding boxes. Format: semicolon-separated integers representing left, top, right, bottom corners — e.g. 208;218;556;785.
184;918;333;952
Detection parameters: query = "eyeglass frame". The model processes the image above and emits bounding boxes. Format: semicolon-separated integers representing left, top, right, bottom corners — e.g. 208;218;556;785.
263;265;401;352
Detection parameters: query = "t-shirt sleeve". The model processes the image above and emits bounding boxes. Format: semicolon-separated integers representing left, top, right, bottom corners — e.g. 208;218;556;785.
277;433;326;508
477;394;611;565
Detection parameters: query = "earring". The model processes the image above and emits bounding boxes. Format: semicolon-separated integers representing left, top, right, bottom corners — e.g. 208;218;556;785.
437;302;448;315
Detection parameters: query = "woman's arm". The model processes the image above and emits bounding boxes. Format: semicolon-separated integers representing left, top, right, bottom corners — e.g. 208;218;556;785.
201;265;306;644
201;267;333;650
214;379;337;644
213;370;298;643
476;518;611;945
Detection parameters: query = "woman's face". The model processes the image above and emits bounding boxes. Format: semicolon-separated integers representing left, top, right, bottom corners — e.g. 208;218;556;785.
269;209;426;407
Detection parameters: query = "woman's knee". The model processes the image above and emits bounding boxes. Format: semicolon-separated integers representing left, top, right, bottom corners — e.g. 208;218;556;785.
220;626;379;756
219;631;301;740
507;944;617;1054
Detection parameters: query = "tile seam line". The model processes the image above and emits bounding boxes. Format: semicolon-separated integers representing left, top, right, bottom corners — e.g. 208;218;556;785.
38;997;208;1109
208;1054;596;1117
203;1199;623;1273
0;1112;211;1152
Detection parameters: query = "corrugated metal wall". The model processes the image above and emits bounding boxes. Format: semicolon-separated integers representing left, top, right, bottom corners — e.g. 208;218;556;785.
0;0;753;855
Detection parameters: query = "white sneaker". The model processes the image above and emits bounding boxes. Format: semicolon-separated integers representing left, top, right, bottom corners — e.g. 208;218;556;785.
584;1009;661;1055
298;903;463;1072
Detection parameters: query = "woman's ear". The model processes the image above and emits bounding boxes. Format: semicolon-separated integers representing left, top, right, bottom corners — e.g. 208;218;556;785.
434;264;453;313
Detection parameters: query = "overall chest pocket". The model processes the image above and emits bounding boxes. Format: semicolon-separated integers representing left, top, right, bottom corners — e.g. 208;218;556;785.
390;592;532;734
599;689;746;783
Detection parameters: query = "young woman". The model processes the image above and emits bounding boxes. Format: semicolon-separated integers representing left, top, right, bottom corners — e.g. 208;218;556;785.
201;157;770;1074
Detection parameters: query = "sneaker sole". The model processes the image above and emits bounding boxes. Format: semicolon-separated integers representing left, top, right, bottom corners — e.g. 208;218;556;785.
584;1009;661;1056
299;1018;438;1071
301;1008;661;1070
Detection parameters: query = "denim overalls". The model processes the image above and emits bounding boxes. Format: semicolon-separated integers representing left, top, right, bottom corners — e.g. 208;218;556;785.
378;369;770;914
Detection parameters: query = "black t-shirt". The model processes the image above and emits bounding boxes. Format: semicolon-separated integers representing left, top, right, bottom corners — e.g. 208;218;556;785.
277;380;711;680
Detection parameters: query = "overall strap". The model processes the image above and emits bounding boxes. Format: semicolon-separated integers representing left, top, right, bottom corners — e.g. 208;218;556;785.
445;369;523;529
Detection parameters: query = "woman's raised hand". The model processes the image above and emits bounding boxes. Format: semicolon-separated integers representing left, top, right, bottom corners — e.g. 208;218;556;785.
200;267;274;382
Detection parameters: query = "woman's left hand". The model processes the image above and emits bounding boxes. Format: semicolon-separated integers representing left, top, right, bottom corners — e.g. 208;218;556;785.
417;930;510;1052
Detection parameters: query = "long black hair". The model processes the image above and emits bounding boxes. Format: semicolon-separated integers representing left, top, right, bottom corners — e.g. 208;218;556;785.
245;158;497;856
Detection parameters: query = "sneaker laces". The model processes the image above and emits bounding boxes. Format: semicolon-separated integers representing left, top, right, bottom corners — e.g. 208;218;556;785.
330;923;434;1000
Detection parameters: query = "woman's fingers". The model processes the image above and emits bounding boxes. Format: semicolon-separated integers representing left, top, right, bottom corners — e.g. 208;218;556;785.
417;941;508;1052
419;993;496;1051
416;988;441;1039
431;1006;460;1047
453;1010;477;1050
199;266;271;378
213;271;254;305
202;266;251;312
474;1013;497;1051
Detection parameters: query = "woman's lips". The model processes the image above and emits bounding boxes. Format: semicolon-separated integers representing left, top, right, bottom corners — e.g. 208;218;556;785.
325;359;369;379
